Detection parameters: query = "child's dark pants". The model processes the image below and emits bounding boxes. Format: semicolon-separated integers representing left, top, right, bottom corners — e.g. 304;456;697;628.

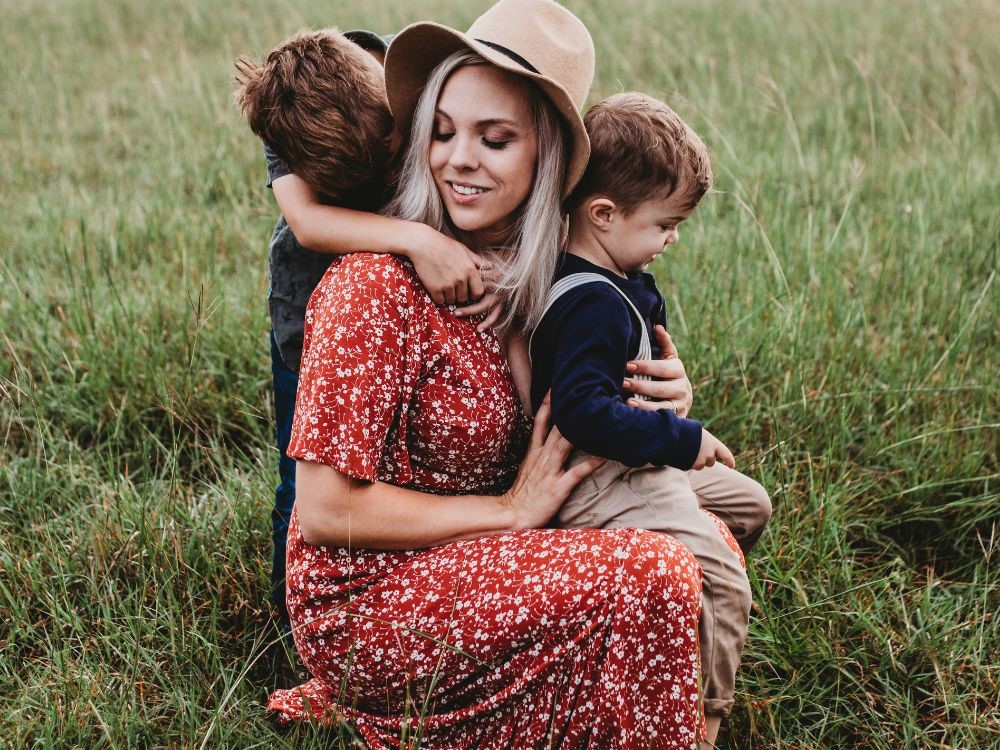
270;332;298;629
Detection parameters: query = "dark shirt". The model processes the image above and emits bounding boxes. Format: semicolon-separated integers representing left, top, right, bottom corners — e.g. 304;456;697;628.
529;254;702;469
264;143;389;372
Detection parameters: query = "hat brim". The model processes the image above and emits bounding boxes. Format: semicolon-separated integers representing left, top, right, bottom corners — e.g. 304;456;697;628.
385;22;589;199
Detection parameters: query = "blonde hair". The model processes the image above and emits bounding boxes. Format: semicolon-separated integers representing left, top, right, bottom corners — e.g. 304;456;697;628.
567;92;713;215
384;50;568;333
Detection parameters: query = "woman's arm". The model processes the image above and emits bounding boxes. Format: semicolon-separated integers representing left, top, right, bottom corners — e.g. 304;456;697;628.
296;399;603;549
272;173;486;306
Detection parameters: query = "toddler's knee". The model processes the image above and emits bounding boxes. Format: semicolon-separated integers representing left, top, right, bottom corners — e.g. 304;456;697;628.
736;479;771;555
746;478;772;529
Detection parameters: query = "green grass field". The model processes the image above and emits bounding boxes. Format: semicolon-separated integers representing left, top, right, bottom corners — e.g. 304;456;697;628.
2;0;998;746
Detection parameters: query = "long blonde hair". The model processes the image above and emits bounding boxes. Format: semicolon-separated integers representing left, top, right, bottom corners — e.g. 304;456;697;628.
383;50;568;334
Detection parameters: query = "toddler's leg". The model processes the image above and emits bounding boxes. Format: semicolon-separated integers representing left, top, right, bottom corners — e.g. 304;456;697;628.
688;463;771;555
615;467;752;720
270;332;298;631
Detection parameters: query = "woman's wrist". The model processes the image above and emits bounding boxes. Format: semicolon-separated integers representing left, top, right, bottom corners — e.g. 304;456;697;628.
493;491;525;531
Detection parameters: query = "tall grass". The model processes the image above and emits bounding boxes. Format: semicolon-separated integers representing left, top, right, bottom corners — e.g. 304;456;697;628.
2;0;997;746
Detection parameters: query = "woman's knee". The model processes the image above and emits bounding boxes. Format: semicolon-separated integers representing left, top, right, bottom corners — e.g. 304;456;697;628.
623;530;703;613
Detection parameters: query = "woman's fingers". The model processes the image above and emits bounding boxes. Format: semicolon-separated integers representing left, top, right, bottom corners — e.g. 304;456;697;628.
542;424;573;461
531;393;553;448
626;397;675;413
476;300;503;331
626;356;686;380
623;375;689;400
467;253;487;300
563;454;605;486
653;325;679;358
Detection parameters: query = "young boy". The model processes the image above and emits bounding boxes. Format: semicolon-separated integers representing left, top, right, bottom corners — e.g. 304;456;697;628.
529;92;771;746
235;28;490;647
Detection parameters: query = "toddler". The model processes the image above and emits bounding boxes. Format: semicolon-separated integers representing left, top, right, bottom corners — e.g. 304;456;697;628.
529;92;771;745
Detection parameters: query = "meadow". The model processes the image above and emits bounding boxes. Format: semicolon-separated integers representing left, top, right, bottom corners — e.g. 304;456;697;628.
1;0;997;746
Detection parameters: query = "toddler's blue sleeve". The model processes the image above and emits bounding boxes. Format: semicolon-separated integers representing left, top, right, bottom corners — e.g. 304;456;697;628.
543;286;702;469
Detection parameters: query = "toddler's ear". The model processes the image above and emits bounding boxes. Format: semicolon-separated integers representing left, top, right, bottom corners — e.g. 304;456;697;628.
586;197;618;230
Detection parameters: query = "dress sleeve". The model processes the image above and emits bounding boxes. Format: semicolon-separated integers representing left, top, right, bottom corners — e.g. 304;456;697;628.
288;254;420;483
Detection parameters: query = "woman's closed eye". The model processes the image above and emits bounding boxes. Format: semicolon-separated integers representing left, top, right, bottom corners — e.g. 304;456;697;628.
432;128;455;142
483;137;511;150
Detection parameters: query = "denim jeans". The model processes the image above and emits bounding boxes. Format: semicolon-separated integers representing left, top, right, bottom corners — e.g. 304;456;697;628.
270;332;298;627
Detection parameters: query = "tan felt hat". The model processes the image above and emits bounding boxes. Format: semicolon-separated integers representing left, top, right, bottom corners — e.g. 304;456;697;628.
385;0;595;197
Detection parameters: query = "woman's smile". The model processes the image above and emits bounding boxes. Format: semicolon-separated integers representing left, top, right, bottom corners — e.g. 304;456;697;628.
447;181;490;202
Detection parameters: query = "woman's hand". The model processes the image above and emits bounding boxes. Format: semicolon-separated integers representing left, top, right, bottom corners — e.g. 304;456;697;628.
408;223;489;306
502;395;604;529
624;326;694;417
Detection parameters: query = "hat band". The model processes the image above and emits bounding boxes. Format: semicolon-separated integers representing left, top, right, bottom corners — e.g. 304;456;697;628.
474;39;541;75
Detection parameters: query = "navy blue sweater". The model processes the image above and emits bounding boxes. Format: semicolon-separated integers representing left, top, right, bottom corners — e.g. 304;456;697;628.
529;254;702;469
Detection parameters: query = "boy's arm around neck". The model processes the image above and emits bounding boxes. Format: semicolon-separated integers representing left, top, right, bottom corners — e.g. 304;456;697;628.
271;172;485;305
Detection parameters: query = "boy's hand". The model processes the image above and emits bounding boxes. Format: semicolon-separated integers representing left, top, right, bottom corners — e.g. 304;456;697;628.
691;428;735;470
624;326;693;416
455;265;506;331
408;224;488;306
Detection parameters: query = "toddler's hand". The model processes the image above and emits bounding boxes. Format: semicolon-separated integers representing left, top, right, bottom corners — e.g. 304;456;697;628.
408;224;488;306
691;428;735;470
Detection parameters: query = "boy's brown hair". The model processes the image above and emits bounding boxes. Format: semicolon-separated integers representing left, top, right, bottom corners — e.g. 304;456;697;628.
568;92;713;215
234;28;394;204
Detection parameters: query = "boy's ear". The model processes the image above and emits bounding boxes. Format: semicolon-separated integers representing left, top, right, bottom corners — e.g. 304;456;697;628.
586;197;618;230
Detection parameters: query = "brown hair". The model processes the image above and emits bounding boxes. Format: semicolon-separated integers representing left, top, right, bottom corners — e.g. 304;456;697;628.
567;92;713;215
234;28;394;204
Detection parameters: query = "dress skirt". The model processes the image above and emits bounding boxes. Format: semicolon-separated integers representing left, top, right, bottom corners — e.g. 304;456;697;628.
268;511;706;749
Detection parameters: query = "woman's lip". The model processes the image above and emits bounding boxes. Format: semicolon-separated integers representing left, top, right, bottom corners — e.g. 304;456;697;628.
447;181;490;205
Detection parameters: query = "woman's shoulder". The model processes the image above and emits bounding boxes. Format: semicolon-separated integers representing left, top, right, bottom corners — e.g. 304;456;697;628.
311;253;426;309
332;252;421;287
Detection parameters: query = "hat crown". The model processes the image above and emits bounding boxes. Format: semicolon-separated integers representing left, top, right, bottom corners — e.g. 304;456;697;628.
466;0;594;109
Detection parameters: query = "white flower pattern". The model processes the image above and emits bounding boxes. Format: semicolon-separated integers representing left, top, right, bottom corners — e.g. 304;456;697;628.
266;254;727;748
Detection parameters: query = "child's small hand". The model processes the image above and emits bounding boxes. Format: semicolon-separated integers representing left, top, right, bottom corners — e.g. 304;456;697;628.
691;428;735;470
408;224;488;306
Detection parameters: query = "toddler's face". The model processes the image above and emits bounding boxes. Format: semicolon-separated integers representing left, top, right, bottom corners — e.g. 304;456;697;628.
605;192;694;274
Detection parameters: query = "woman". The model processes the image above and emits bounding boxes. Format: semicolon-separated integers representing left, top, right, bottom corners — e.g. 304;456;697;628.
267;2;706;747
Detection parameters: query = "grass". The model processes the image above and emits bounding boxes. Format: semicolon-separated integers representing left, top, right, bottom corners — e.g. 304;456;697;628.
1;0;998;746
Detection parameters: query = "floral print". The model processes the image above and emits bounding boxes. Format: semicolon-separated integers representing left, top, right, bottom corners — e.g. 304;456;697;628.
266;254;707;748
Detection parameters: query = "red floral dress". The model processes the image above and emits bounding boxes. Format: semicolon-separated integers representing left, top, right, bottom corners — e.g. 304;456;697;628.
266;254;709;749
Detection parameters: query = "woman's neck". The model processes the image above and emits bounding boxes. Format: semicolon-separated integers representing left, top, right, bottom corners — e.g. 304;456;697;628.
459;222;517;252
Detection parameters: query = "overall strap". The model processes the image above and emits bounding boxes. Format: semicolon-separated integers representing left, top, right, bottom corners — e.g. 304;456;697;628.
530;272;653;399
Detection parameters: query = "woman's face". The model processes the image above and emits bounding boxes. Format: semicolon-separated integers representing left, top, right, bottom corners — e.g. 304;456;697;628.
429;64;539;245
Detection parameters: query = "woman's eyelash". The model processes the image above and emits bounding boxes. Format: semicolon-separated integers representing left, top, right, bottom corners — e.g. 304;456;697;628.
483;138;510;150
432;130;455;142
